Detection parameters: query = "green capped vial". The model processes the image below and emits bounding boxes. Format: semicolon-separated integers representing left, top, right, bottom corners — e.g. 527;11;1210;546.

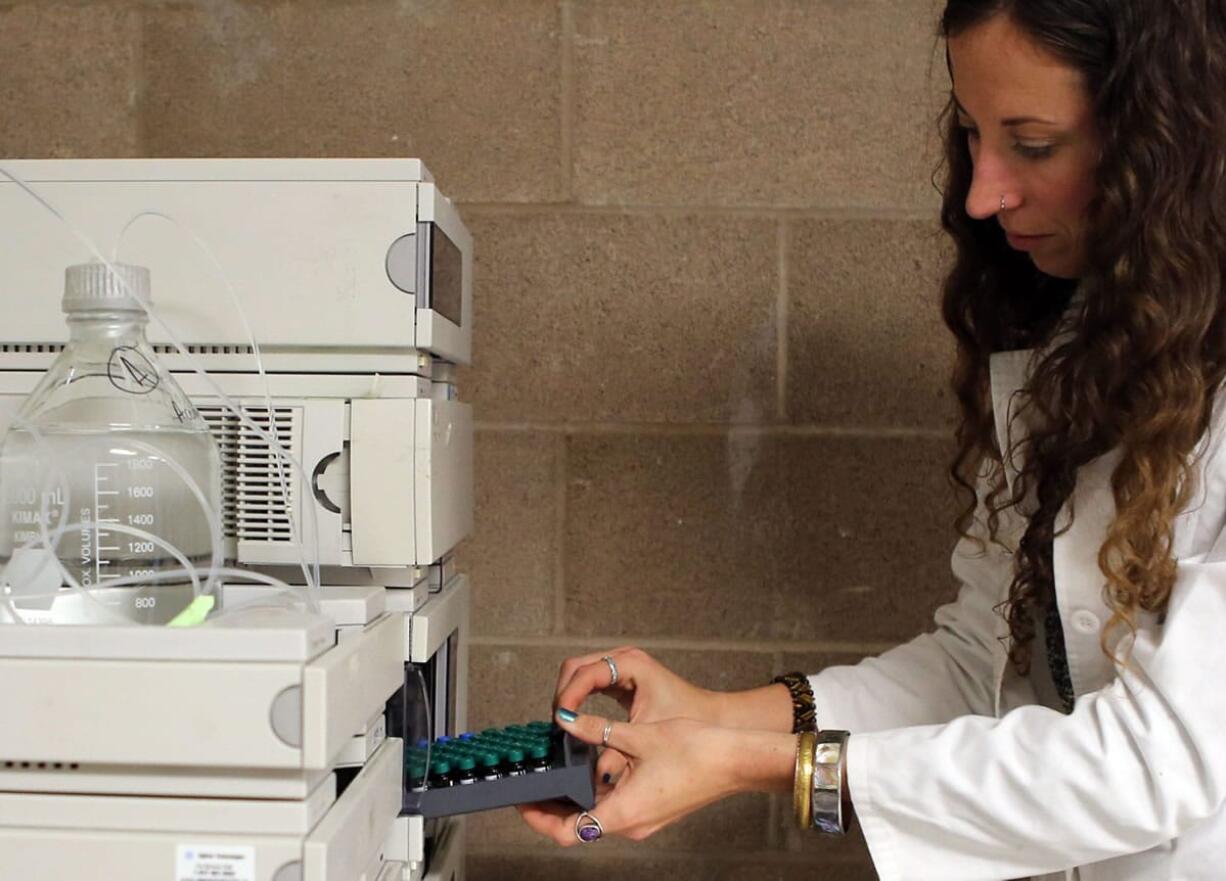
504;748;527;777
478;751;502;782
528;743;551;773
454;756;478;786
428;759;454;789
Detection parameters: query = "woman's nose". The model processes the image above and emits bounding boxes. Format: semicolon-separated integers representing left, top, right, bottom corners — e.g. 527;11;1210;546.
964;154;1013;220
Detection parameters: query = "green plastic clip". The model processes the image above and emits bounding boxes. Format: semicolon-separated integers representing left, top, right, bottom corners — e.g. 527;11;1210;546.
166;595;215;628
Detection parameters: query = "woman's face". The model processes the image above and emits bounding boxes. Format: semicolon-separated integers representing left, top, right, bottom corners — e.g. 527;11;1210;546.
948;14;1100;279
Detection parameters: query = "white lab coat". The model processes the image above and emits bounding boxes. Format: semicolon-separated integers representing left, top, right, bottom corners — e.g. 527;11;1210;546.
809;349;1226;881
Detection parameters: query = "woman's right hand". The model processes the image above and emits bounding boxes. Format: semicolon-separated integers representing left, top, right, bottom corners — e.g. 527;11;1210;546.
554;647;717;726
553;647;721;784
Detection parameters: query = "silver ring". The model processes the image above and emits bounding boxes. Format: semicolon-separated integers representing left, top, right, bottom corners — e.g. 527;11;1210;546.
601;720;614;747
575;810;604;843
601;654;619;687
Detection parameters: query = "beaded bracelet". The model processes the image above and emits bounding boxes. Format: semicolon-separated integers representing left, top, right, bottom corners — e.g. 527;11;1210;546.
771;671;817;734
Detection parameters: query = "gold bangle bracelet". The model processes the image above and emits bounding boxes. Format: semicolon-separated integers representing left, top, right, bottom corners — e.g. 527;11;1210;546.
792;731;817;830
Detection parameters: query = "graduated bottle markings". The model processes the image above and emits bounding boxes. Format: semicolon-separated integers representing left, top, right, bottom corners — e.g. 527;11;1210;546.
1;427;219;624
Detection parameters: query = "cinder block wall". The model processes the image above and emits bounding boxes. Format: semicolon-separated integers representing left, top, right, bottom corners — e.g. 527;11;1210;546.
1;1;958;878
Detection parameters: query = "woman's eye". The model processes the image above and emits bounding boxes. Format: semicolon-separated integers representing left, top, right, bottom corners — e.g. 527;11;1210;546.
1014;142;1055;160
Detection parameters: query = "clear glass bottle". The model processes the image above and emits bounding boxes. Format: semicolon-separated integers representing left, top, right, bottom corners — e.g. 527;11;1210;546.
0;262;223;625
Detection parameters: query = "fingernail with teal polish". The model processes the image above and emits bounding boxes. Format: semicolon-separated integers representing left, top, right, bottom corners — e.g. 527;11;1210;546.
557;707;578;723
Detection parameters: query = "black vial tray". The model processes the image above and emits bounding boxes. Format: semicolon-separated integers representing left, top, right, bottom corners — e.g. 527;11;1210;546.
402;733;597;819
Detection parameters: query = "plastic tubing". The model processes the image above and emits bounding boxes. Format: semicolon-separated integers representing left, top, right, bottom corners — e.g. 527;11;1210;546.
8;430;212;624
4;521;201;622
0;364;312;627
0;423;302;618
113;211;320;594
0;164;323;616
120;436;223;603
413;664;433;792
0;417;83;623
159;567;311;624
8;566;304;613
24;433;214;613
69;566;298;594
0;166;232;620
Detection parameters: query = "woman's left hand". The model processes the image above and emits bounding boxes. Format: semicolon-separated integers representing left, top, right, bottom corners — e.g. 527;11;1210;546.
516;707;795;845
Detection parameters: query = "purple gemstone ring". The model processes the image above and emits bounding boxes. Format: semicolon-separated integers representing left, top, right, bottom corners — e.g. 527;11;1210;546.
574;811;604;844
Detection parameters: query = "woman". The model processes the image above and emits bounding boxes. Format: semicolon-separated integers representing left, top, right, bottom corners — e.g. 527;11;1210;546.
520;1;1226;878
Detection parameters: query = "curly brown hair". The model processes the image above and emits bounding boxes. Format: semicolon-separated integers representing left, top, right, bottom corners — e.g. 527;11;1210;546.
938;0;1226;680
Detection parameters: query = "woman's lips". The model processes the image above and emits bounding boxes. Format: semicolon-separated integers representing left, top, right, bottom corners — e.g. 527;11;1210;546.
1005;231;1052;250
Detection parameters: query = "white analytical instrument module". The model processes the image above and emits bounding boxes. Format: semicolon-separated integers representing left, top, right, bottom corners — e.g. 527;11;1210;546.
0;159;473;881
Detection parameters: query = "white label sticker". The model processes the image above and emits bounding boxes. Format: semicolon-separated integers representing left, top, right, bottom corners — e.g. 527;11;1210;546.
176;844;255;881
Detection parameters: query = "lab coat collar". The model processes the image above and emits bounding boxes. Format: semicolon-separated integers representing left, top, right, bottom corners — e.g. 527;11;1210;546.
988;348;1032;715
988;348;1036;499
986;343;1121;714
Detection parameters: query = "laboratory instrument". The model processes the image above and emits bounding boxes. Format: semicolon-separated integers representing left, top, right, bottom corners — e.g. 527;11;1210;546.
0;159;475;881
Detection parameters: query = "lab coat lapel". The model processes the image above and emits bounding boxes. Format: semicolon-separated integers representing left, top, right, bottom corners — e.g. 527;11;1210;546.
987;348;1123;709
989;349;1037;499
988;349;1035;714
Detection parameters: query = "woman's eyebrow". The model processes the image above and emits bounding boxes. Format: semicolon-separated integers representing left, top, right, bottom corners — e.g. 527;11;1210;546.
952;92;1059;127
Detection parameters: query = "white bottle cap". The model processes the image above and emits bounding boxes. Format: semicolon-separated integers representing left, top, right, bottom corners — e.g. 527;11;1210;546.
62;262;151;314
